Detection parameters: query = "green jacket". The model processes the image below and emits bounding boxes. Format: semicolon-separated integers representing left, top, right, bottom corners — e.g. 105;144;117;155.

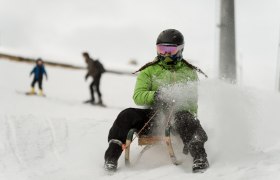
133;58;199;115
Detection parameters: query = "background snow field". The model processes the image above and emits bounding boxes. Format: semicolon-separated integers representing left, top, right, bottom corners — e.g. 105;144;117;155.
1;60;280;179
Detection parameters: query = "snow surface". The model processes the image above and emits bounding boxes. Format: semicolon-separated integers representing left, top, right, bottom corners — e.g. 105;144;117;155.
1;59;280;180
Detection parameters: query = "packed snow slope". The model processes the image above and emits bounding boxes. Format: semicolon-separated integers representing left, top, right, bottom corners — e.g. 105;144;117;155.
1;59;280;180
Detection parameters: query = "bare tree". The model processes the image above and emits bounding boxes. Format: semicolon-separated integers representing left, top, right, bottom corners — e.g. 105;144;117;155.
219;0;237;81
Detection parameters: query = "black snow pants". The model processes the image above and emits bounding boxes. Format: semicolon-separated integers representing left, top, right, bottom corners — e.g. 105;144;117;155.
90;74;102;102
104;107;208;163
31;77;43;90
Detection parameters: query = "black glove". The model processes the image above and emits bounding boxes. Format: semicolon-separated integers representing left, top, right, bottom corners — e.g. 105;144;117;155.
154;89;177;111
153;90;169;110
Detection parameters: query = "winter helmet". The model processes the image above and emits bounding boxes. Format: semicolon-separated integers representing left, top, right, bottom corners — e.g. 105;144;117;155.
156;29;184;62
156;29;184;46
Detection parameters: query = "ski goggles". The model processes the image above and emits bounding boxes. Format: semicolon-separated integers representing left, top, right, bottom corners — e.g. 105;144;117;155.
156;44;184;56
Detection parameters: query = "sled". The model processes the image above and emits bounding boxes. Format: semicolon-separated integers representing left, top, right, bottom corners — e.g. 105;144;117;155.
124;124;181;166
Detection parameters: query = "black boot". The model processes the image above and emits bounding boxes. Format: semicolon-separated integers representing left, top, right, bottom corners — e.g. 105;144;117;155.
189;141;209;173
104;159;118;172
192;155;209;173
104;141;123;172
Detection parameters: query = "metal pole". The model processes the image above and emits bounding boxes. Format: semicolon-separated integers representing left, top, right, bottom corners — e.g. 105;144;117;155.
276;24;280;91
219;0;237;82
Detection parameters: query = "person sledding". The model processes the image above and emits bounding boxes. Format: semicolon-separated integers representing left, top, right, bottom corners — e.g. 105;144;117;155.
28;58;48;96
104;29;209;173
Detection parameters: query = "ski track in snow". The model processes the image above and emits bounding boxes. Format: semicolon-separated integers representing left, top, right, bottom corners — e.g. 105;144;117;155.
1;60;280;179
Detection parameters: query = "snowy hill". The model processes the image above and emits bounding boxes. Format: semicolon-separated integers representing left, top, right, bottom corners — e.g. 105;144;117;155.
1;59;280;180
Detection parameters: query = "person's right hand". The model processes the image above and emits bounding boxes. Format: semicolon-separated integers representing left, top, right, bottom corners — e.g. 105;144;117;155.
153;90;169;110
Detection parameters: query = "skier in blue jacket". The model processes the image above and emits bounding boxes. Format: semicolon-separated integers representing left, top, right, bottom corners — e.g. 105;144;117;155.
29;58;48;96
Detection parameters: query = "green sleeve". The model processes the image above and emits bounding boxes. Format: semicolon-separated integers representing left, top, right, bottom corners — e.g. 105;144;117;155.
133;69;156;106
189;70;198;115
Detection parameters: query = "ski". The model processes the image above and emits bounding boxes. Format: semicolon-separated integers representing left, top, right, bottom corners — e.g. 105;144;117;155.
16;90;46;97
83;100;106;107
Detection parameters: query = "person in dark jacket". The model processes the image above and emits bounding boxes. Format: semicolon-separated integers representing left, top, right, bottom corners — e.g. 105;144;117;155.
29;58;48;96
83;52;105;105
104;29;209;173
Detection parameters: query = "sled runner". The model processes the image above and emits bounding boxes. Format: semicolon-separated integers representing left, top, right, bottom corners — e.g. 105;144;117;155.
124;122;181;166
